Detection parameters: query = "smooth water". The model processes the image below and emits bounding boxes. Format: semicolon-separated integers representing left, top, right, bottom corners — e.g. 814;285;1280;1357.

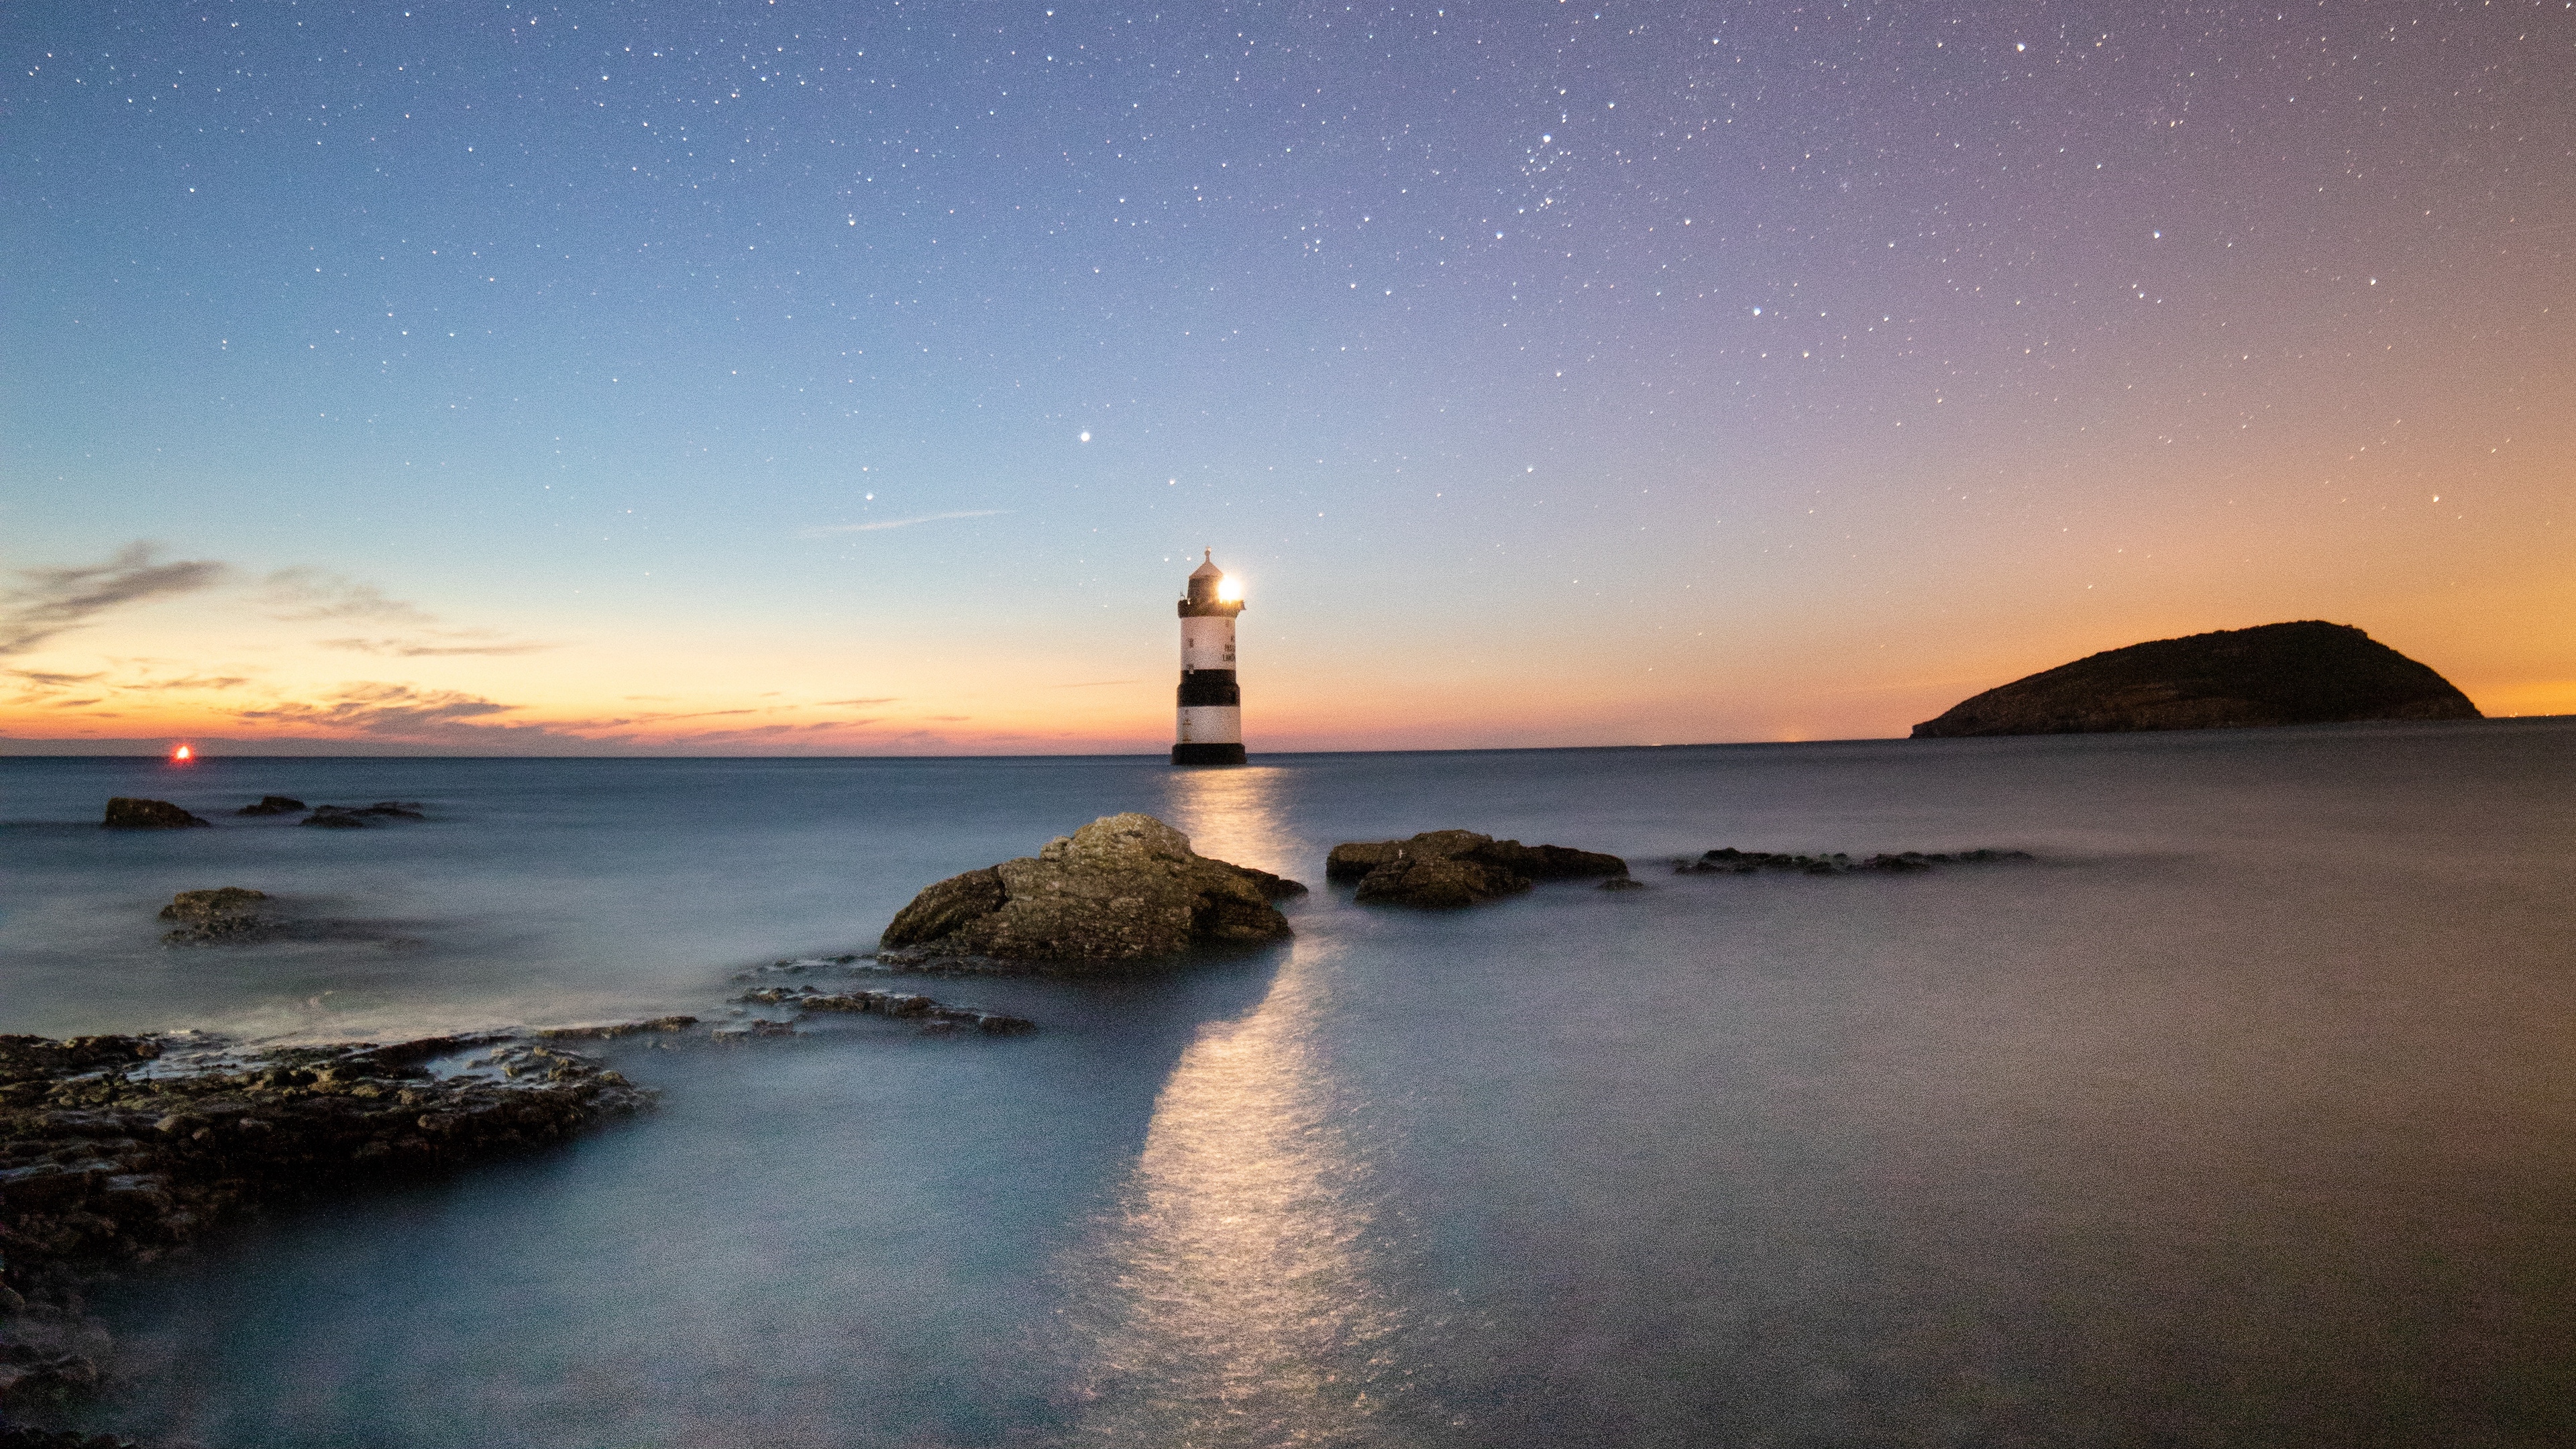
4;723;2573;1447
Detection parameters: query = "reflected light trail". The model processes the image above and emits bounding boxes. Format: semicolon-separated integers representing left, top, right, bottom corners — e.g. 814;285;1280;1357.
1059;767;1422;1446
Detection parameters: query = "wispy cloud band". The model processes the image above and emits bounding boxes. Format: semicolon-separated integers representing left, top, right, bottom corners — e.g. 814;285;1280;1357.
801;510;1008;538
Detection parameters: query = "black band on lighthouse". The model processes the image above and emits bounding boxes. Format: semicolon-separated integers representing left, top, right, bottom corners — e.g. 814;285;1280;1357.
1177;673;1240;706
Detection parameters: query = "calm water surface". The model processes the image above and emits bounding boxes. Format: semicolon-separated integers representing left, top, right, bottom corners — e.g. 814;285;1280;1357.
3;723;2573;1446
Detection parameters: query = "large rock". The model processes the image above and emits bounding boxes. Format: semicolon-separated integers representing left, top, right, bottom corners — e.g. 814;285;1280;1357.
1911;621;2480;738
100;798;209;830
877;813;1297;968
236;795;307;816
1328;830;1629;908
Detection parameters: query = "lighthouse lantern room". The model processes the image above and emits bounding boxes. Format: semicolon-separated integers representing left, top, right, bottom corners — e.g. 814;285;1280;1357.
1173;551;1248;766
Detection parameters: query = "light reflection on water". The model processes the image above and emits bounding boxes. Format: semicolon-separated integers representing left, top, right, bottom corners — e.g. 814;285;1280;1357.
1061;765;1417;1446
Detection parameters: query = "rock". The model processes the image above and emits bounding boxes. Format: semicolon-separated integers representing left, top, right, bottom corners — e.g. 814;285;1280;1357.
1599;877;1648;892
1228;864;1310;899
877;813;1292;969
99;798;209;830
1674;847;2034;876
533;1016;700;1040
1328;830;1629;907
711;1018;798;1042
301;801;425;828
0;1030;651;1410
1911;621;2480;737
737;985;1034;1034
157;888;272;944
235;795;307;816
1354;851;1527;908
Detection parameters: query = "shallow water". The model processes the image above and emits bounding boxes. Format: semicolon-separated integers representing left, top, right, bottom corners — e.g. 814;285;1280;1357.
5;722;2575;1446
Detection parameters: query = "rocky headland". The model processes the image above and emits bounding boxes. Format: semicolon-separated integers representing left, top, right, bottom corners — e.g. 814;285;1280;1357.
876;813;1298;971
1911;621;2480;737
1326;830;1628;907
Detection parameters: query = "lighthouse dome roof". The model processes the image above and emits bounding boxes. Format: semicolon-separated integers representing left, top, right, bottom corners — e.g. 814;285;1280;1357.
1188;550;1222;580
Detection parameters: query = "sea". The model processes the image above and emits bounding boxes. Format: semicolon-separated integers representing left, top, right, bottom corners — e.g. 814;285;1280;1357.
3;721;2573;1448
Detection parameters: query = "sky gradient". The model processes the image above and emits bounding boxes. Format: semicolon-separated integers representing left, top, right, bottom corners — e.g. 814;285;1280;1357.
5;0;2571;754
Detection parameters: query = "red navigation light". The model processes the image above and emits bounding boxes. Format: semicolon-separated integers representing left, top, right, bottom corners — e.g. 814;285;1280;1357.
171;744;195;763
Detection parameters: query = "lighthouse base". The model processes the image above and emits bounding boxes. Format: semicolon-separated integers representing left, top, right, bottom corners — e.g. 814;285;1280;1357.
1171;743;1247;767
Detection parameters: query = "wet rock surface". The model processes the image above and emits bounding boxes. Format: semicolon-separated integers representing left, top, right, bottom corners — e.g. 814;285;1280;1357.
155;890;270;945
1675;847;2035;876
1911;620;2480;737
1328;830;1629;908
877;813;1295;970
97;800;206;831
533;1016;700;1041
233;796;306;817
736;985;1034;1035
0;1031;651;1415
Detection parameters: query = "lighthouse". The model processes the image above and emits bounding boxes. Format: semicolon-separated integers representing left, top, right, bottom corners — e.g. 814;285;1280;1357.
1173;551;1247;766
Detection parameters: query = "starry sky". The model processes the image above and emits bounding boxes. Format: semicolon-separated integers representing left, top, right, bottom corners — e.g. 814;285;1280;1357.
4;0;2570;754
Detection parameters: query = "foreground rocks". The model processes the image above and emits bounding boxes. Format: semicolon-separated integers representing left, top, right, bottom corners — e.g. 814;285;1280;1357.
877;814;1297;970
1912;621;2480;737
97;800;205;831
0;1032;651;1411
1676;847;2035;875
1327;830;1628;908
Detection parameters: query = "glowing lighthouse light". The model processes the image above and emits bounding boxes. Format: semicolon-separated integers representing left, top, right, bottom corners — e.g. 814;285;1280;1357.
1173;550;1248;767
170;744;195;763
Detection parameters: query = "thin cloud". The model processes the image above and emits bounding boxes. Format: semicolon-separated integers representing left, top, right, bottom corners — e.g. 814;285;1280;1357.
320;636;557;657
820;696;898;706
260;569;436;624
1049;679;1138;688
7;668;105;688
122;674;252;691
1;544;229;656
800;510;1008;538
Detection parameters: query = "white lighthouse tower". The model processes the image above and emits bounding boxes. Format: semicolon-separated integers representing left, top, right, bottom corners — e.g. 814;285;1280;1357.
1173;551;1247;766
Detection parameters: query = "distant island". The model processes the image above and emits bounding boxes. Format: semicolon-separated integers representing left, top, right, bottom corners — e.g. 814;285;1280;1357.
1912;621;2481;738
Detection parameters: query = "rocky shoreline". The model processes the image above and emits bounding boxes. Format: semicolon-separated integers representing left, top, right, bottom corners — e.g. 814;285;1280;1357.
0;1031;653;1422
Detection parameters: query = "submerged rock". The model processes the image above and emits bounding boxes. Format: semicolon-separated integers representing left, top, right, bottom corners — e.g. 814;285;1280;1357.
157;887;271;944
877;812;1294;969
99;798;208;830
235;795;307;816
301;801;427;829
738;985;1034;1034
1911;621;2480;737
1328;830;1629;908
1675;847;2034;876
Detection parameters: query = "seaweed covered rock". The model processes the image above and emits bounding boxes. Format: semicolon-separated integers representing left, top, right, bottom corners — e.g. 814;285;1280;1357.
99;798;207;830
157;887;271;943
1912;621;2480;737
877;813;1295;969
1328;830;1629;908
